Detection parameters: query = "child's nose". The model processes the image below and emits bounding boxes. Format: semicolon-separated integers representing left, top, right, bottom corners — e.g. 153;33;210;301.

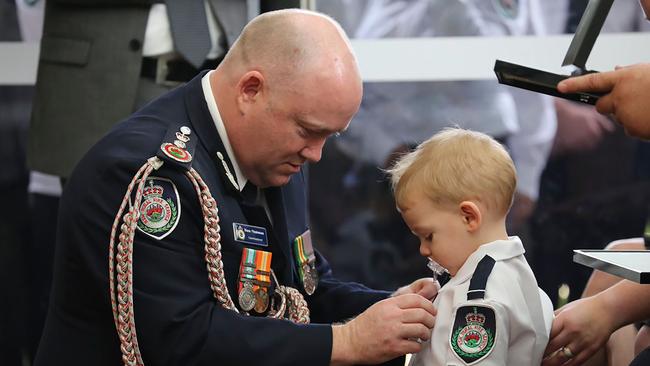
419;242;431;257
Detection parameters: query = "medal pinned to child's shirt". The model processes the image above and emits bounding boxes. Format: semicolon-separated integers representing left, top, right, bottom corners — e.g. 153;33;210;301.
293;230;318;295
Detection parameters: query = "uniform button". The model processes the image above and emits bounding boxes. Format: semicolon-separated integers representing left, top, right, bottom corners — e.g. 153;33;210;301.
129;39;142;51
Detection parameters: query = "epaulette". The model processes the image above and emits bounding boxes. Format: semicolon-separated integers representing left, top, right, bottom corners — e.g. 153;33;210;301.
466;255;496;300
156;125;198;171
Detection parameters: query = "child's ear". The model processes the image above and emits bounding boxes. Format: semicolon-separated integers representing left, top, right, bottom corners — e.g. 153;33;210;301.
459;201;481;232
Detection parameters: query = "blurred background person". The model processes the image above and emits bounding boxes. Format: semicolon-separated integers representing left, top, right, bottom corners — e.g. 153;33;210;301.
529;0;650;312
536;2;650;365
312;0;556;290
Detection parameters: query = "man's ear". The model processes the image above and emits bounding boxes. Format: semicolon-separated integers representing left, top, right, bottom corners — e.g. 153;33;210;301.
459;201;481;232
236;71;265;113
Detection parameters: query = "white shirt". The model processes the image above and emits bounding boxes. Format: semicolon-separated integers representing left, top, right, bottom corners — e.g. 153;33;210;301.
201;70;246;191
466;0;557;200
410;237;553;366
201;71;272;221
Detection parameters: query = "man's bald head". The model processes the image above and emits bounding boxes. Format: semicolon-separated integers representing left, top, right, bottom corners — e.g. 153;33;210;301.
220;9;361;91
211;9;363;188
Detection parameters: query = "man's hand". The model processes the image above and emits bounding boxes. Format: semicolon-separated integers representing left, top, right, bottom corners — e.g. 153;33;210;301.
392;277;439;301
542;296;616;366
331;294;437;365
557;63;650;140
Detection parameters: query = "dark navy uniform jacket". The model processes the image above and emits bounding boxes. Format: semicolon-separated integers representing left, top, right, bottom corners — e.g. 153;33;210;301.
35;71;394;365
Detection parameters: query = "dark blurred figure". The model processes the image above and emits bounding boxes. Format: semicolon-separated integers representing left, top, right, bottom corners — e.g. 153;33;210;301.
0;1;32;364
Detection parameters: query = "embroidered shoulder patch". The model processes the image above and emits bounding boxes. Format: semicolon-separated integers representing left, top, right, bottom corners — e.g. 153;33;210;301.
136;177;181;240
450;305;497;365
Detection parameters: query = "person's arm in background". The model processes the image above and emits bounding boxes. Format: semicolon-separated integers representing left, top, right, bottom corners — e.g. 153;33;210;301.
557;63;650;140
551;99;615;156
506;0;558;231
543;280;650;366
507;90;557;231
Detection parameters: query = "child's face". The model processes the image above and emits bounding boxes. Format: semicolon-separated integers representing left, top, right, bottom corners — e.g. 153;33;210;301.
399;192;474;276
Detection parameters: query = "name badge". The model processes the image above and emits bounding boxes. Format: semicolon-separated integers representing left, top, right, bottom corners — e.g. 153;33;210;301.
233;223;268;247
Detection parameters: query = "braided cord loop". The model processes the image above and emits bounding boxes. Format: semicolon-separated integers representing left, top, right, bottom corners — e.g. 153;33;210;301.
109;158;311;366
186;168;238;311
109;160;155;366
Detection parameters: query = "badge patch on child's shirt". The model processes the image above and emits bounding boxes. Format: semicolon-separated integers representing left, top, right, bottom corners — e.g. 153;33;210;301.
450;305;497;365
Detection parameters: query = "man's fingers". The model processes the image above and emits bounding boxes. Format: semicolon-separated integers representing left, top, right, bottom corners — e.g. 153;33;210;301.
397;323;432;342
398;339;424;355
416;279;439;300
393;294;437;315
400;308;436;328
558;71;617;94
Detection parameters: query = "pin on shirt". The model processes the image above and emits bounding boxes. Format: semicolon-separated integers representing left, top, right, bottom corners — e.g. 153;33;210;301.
161;126;193;163
216;151;239;191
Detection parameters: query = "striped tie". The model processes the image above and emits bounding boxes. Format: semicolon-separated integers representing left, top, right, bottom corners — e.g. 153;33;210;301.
165;0;211;68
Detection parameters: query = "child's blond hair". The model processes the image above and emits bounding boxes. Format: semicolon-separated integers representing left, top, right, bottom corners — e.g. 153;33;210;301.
388;128;516;216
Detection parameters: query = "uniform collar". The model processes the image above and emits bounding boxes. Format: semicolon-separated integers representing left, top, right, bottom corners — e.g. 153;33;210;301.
443;236;525;289
201;70;247;192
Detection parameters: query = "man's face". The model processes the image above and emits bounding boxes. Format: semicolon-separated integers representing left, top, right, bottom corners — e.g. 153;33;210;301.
234;73;361;188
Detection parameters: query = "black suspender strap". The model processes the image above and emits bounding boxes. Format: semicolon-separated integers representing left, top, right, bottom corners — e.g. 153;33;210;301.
467;255;496;300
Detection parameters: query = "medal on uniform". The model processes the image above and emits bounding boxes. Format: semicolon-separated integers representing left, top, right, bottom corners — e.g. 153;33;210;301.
301;263;317;295
450;305;497;365
161;126;193;163
238;281;256;311
293;230;318;295
254;288;269;313
238;247;272;313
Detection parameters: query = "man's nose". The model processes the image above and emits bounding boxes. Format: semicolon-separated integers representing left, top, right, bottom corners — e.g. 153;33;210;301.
299;138;326;163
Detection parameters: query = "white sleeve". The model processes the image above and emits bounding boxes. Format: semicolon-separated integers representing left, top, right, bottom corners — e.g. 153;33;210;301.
508;90;557;200
506;0;557;200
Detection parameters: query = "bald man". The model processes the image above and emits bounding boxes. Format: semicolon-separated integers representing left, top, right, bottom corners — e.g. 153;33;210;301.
34;9;438;366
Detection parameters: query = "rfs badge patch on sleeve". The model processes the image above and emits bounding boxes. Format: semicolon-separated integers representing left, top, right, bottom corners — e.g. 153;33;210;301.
450;305;497;365
136;177;181;240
